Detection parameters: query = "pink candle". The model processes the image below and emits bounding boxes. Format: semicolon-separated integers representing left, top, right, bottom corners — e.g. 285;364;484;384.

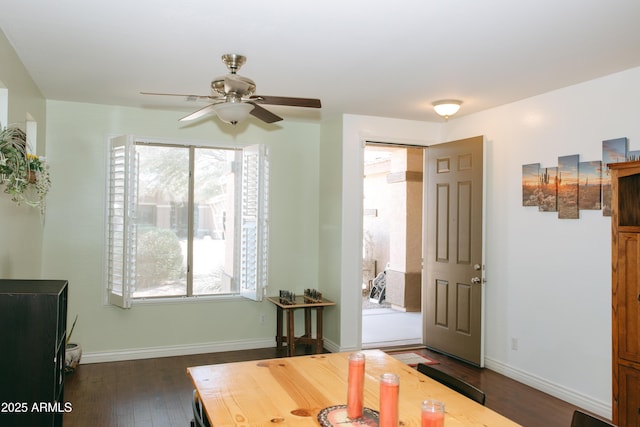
347;352;365;419
421;400;445;427
379;373;399;427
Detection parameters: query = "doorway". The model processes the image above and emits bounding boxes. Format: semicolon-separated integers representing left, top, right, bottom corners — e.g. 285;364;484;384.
361;143;424;348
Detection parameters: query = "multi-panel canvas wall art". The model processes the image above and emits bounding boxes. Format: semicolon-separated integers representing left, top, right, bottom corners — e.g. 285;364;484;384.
522;137;628;219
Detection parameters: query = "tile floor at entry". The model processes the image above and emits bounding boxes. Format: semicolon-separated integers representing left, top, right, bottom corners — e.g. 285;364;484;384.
362;306;422;348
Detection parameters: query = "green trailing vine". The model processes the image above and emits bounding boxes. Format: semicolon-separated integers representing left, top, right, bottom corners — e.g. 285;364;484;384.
0;126;50;213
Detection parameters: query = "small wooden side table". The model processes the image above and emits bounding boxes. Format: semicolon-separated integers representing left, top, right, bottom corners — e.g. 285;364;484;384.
267;295;336;356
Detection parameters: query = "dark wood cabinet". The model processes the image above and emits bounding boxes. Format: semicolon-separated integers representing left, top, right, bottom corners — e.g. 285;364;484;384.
610;161;640;426
0;279;68;427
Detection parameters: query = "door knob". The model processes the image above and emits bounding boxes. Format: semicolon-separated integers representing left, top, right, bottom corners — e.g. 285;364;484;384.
471;277;481;284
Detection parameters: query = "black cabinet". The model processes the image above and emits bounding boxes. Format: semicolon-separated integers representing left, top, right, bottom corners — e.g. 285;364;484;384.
0;279;68;427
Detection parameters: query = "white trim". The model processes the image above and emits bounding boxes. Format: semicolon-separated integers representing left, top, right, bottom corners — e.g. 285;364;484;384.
480;136;487;369
0;86;7;128
362;338;423;350
323;337;342;353
485;356;611;419
81;338;276;364
130;294;244;306
132;134;255;150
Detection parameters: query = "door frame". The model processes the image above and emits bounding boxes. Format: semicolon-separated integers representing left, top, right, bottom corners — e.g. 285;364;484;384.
342;133;485;355
361;141;426;348
356;137;486;355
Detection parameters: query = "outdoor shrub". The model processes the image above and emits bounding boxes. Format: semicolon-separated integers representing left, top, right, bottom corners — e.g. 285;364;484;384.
136;228;184;289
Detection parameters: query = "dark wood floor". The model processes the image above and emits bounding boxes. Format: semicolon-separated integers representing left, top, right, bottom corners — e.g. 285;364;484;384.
63;346;591;427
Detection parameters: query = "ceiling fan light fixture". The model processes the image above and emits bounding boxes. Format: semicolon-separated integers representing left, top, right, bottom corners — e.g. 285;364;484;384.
212;102;254;125
432;100;462;119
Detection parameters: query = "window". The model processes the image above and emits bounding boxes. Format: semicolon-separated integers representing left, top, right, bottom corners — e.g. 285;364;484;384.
0;85;7;128
106;136;269;307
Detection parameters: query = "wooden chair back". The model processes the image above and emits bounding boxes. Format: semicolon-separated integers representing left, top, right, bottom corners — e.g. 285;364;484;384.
570;410;617;427
191;389;211;427
417;363;486;405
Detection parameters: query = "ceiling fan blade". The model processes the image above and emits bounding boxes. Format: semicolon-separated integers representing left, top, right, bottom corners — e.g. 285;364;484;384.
248;102;283;123
140;92;217;102
179;103;219;122
250;95;321;108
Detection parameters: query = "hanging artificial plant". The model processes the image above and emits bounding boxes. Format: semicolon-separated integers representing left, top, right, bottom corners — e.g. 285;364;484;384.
0;126;50;213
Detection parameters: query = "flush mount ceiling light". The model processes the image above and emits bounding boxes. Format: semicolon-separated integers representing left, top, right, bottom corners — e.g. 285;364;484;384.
432;100;462;120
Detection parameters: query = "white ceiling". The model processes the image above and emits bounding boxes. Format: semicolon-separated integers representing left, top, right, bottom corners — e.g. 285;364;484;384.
1;0;639;123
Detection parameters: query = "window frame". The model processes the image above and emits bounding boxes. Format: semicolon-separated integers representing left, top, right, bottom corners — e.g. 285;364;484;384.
104;135;269;307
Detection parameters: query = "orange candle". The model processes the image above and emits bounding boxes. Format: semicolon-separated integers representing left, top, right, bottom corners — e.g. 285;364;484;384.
379;373;399;427
421;400;445;427
347;352;365;419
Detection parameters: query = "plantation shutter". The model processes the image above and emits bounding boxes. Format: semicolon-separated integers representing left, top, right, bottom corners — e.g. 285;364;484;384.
239;144;269;301
106;135;137;308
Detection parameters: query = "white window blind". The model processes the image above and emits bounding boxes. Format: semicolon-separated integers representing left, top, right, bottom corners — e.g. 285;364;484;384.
106;135;137;308
239;144;269;301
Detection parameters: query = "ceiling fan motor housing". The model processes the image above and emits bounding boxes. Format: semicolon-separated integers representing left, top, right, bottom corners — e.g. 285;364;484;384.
222;53;246;73
211;74;256;97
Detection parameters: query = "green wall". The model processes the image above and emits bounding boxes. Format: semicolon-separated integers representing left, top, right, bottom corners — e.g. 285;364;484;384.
318;116;344;348
41;100;323;359
0;28;46;279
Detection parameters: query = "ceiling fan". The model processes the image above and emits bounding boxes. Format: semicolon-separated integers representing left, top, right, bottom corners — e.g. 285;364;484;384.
141;53;321;125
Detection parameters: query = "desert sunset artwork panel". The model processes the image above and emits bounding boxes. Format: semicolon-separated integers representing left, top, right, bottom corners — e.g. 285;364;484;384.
578;160;602;210
558;154;579;219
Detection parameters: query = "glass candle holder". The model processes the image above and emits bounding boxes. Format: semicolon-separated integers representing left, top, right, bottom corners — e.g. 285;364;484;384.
379;373;400;427
347;352;365;419
421;399;445;427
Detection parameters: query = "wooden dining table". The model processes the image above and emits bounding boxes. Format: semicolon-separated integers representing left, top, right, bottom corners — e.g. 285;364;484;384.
187;349;522;426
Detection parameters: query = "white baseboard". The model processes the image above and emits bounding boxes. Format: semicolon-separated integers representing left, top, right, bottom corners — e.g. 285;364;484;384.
485;357;611;420
81;338;276;364
362;338;423;350
323;337;342;353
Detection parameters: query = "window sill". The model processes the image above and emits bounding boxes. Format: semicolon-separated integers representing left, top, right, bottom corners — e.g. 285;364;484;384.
131;294;245;306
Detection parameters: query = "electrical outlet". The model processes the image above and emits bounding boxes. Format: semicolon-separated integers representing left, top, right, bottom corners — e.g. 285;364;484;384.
511;337;519;351
259;314;266;325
